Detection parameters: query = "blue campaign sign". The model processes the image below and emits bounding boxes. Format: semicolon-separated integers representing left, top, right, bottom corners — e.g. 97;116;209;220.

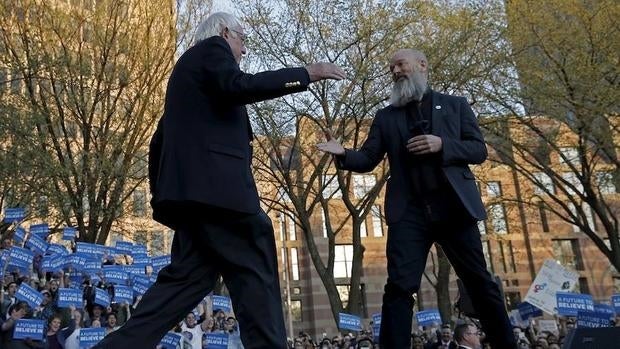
25;233;48;255
556;292;594;316
204;333;229;349
13;319;45;340
76;242;106;257
62;227;77;241
416;309;442;327
103;266;128;284
612;294;620;313
152;255;171;273
94;288;110;308
159;332;183;349
41;255;64;273
122;264;145;276
339;313;362;331
4;207;25;223
46;244;68;256
9;247;34;266
372;313;382;326
131;244;148;256
577;310;611;328
115;241;133;254
132;255;152;268
64;253;91;272
113;285;134;303
518;302;543;320
79;327;106;348
16;283;44;309
131;274;152;287
84;260;101;270
29;223;49;238
58;288;83;308
593;304;615;319
132;281;149;296
14;226;27;244
212;295;232;312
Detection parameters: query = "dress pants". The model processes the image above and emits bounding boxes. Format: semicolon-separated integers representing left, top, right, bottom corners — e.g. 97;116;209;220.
93;208;288;349
379;202;516;349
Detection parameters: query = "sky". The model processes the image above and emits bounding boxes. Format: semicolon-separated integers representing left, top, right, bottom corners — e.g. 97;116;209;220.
211;0;236;13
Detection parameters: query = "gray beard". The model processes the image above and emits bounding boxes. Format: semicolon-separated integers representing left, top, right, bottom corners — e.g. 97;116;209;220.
389;72;428;107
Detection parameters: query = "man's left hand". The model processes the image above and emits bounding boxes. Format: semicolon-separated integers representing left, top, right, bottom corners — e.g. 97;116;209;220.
406;135;442;155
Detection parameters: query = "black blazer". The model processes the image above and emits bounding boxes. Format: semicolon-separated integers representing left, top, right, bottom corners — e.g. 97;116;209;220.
149;36;310;228
337;90;487;225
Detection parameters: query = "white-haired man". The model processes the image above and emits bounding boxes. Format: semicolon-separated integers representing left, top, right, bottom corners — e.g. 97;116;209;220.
317;49;516;349
94;11;345;349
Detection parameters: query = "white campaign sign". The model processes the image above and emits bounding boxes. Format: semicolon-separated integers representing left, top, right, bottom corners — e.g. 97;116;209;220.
524;259;579;315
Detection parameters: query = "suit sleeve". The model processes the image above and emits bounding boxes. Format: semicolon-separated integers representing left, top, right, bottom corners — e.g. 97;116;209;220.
336;113;386;173
440;97;488;165
202;37;311;105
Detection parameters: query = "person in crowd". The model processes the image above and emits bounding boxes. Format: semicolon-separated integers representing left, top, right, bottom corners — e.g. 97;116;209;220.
41;313;77;349
1;281;18;318
428;324;457;349
64;309;84;349
84;304;105;328
317;48;516;349
103;313;119;335
453;323;480;349
411;334;425;349
93;10;345;349
36;290;58;323
319;338;333;349
180;312;210;349
1;301;30;349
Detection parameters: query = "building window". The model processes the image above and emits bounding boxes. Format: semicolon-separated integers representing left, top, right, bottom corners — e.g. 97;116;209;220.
482;240;493;273
487;182;502;197
595;172;616;194
287;215;296;241
505;241;517;273
583;202;596;232
292;287;301;295
290;300;302;321
323;174;342;198
533;172;555;195
278;187;291;203
552;239;584;270
568;203;581;233
538;203;549;232
359;217;367;238
133;189;146;217
278;215;285;241
334;244;353;278
578;277;590;294
336;285;350;308
290;248;300;281
559;147;580;166
353;174;376;199
561;172;583;195
498;241;508;273
321;210;328;238
478;220;487;235
371;205;383;237
489;204;508;234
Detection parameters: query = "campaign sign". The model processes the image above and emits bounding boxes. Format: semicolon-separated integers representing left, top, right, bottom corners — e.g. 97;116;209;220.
339;313;362;331
79;327;106;349
152;255;171;273
415;309;442;327
29;223;49;238
593;304;615;319
14;226;27;244
518;302;543;320
41;255;64;273
131;244;148;256
4;207;25;223
113;285;134;303
372;313;381;326
76;242;106;257
63;227;77;240
132;274;152;287
13;319;44;340
205;333;229;349
103;266;128;284
46;244;68;256
93;288;110;308
64;253;90;271
9;247;35;266
132;255;152;268
16;283;43;308
58;288;83;308
612;294;620;314
212;295;232;312
577;310;611;328
556;292;594;316
122;264;145;276
25;233;48;255
537;320;559;335
524;259;580;315
115;241;133;254
159;332;183;349
132;282;149;296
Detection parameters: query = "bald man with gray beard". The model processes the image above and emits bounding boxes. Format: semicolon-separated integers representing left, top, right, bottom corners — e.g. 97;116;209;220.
318;49;516;349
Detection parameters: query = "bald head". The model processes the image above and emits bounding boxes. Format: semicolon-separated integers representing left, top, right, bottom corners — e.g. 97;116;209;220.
390;49;428;77
389;48;429;106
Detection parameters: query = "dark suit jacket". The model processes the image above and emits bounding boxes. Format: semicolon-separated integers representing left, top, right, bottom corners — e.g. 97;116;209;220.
337;90;487;225
149;36;310;228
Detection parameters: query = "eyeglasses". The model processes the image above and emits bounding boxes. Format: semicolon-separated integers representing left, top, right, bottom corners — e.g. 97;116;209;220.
229;28;248;43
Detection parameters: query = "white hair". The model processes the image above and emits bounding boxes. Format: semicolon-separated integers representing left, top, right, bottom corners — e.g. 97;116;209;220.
193;12;243;45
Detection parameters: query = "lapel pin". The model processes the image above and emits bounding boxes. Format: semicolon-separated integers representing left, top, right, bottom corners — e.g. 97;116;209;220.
435;105;442;110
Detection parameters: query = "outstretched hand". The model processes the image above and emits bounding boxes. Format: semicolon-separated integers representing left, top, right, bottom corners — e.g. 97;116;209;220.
305;63;346;82
316;131;345;155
